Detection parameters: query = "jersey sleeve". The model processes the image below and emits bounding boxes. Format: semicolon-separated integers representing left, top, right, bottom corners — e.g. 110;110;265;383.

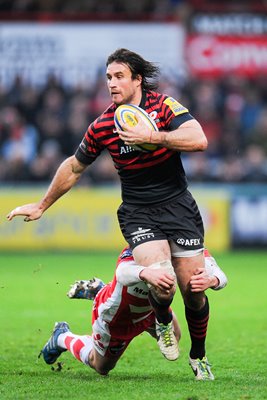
115;247;145;286
75;122;103;165
211;267;228;290
161;95;194;131
116;261;145;286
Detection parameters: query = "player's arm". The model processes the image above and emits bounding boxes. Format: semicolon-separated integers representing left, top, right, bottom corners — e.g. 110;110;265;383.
208;265;228;291
118;114;207;152
154;119;208;152
116;260;175;291
7;155;88;222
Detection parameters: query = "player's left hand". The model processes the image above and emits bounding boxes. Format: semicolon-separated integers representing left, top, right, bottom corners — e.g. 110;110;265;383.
189;267;219;292
118;113;152;145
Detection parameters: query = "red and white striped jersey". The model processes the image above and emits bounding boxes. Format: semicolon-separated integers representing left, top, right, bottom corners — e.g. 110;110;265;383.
92;247;155;340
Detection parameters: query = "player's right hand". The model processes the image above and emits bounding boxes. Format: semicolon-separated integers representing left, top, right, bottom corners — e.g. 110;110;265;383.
189;267;219;292
6;203;44;222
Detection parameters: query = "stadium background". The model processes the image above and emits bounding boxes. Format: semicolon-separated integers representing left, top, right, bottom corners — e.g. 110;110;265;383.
1;0;267;252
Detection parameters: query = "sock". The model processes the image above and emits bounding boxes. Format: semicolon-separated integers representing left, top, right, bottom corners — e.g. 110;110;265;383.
148;291;173;325
185;296;209;360
58;332;93;365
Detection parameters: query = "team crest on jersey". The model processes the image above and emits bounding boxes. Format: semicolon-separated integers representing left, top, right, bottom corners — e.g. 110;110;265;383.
149;111;158;120
164;97;188;116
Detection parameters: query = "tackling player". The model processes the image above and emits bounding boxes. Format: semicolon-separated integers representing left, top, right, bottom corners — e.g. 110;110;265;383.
40;247;227;380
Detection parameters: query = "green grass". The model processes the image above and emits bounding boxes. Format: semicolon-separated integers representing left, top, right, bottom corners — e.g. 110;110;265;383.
0;251;267;400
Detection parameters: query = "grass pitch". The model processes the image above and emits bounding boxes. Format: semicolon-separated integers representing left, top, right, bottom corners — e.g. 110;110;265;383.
0;251;266;400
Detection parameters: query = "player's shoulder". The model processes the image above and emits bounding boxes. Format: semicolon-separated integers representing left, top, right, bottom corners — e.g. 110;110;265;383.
162;95;189;116
144;90;168;116
146;90;182;112
90;103;116;131
97;103;116;122
146;90;166;103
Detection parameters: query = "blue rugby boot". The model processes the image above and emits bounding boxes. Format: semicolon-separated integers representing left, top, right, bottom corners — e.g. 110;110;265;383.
40;321;70;364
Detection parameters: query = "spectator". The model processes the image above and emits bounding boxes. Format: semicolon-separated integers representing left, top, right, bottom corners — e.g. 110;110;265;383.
1;73;267;184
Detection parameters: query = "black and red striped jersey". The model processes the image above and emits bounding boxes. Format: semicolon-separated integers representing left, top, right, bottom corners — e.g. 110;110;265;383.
75;90;193;205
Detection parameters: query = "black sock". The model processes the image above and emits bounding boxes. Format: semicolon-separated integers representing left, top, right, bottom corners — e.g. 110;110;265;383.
148;291;173;325
185;296;209;359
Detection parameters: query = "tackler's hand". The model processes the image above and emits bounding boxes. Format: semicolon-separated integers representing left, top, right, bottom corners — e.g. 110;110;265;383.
190;267;219;292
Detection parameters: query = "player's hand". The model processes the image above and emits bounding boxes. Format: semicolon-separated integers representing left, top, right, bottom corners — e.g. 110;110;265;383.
189;267;219;292
6;203;44;222
118;113;151;145
140;267;175;292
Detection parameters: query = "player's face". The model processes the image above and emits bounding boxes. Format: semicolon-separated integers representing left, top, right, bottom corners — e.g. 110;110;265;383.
106;62;142;105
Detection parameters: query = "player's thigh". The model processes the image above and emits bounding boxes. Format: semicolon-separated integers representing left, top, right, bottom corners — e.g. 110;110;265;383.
172;253;204;288
133;239;171;266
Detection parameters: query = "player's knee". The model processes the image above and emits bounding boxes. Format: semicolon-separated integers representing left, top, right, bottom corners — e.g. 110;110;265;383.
150;286;175;303
95;366;110;376
148;259;176;301
93;357;117;376
148;259;176;280
183;291;206;310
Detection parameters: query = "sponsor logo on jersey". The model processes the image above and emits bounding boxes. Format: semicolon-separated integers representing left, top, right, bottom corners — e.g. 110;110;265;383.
164;97;189;116
120;145;137;154
130;227;155;244
133;287;149;296
176;238;201;246
127;282;150;299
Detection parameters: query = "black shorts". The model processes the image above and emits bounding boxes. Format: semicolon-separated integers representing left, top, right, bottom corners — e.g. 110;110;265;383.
117;190;204;250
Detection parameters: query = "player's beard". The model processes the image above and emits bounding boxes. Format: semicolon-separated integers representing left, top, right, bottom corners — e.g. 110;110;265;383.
111;89;140;106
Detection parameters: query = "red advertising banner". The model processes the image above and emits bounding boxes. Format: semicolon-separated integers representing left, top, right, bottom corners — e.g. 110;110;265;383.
186;35;267;77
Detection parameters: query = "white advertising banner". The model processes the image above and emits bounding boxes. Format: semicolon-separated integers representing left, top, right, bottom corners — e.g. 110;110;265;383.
0;22;184;87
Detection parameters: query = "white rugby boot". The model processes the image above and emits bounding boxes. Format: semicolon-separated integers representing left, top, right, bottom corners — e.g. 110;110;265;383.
189;356;215;380
155;320;179;361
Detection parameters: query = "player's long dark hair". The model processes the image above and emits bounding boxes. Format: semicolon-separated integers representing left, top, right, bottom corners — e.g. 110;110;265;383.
106;48;160;91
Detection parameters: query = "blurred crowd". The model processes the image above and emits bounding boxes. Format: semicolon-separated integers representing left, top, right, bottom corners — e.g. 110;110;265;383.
1;0;267;185
1;0;261;20
0;0;186;19
1;71;267;186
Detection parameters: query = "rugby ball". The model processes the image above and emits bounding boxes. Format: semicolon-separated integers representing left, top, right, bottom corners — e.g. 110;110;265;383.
114;104;159;152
